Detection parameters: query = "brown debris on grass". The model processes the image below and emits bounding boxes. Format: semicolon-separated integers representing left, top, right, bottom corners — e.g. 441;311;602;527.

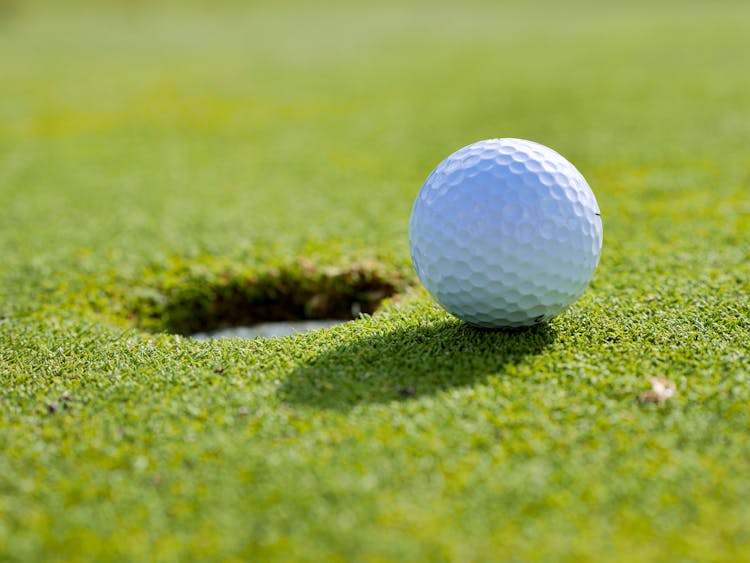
639;377;677;405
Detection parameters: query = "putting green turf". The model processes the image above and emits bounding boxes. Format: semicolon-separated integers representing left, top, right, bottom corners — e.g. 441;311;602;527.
2;1;750;560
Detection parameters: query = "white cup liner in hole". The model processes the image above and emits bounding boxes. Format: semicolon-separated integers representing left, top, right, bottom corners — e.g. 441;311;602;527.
191;319;347;340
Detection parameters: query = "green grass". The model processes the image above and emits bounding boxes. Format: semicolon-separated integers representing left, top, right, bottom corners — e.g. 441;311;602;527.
2;0;750;560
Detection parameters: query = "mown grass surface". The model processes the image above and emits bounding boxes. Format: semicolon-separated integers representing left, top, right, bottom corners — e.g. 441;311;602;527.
2;1;750;560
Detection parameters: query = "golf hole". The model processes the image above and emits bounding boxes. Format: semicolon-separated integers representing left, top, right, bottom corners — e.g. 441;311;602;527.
129;258;409;338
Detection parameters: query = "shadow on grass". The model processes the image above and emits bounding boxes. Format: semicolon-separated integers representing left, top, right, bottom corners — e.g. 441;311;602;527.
279;320;557;410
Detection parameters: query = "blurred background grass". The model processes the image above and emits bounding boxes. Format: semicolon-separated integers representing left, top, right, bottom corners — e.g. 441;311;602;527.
2;0;748;273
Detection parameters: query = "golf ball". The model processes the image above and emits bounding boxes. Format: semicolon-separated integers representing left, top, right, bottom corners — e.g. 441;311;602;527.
409;138;603;328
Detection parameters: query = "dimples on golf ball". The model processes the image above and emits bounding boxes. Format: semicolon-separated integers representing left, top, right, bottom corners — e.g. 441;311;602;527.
409;138;603;328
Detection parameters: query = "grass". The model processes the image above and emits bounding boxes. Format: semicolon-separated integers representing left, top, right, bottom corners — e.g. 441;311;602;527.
1;0;750;560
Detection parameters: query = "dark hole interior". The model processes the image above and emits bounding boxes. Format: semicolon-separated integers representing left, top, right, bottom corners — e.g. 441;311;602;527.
132;263;407;336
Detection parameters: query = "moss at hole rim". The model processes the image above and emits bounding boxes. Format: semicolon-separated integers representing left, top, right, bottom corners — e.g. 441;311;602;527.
128;255;414;336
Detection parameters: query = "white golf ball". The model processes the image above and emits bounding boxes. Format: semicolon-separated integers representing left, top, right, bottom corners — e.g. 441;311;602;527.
409;138;603;328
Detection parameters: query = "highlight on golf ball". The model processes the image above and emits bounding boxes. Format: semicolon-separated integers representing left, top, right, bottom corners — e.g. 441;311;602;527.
409;138;603;328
